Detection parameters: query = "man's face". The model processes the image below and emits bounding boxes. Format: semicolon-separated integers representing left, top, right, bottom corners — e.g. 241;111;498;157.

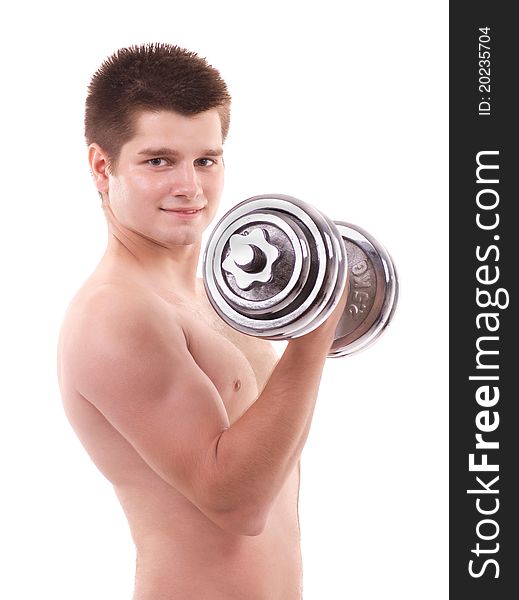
104;109;224;247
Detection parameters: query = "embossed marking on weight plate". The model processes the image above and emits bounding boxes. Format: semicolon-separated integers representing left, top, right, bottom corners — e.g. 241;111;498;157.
349;260;372;321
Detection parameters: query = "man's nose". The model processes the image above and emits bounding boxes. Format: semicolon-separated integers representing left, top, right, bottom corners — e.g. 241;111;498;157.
170;162;200;199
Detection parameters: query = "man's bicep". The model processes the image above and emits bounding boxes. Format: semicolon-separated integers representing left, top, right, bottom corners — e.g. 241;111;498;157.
71;293;230;507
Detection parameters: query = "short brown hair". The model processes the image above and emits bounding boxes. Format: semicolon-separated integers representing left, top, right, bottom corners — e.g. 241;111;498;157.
84;43;231;172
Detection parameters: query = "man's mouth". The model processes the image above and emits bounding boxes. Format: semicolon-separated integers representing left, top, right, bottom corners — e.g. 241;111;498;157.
160;208;204;214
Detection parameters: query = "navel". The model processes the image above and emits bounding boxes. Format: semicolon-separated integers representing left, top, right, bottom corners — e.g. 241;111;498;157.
233;378;242;392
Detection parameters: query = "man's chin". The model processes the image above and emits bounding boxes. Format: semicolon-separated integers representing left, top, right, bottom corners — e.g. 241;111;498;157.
161;232;204;249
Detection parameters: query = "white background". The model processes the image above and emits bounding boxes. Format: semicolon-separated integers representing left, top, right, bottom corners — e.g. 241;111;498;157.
0;1;448;598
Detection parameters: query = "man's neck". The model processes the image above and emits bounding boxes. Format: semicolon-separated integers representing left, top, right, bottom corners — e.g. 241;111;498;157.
103;231;202;298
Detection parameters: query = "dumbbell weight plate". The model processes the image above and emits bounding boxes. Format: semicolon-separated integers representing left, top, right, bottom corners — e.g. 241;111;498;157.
203;194;347;339
329;222;399;357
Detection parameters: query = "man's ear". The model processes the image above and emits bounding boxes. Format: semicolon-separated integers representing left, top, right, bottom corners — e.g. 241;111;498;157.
88;143;110;194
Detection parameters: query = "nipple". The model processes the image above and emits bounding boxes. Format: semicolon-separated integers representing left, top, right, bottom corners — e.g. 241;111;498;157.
233;379;242;392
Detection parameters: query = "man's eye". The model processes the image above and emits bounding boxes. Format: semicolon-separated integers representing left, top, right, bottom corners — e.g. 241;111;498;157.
148;158;167;167
196;158;216;167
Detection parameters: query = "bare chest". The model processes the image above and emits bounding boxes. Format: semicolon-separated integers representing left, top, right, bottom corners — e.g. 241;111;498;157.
161;295;279;424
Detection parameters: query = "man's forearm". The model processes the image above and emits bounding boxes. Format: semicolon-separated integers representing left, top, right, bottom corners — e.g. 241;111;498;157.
205;334;331;523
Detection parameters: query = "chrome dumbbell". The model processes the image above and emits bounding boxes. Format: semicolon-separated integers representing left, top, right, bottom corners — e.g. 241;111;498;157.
203;194;398;357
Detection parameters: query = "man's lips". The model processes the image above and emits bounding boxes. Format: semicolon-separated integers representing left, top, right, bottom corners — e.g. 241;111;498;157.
160;207;204;214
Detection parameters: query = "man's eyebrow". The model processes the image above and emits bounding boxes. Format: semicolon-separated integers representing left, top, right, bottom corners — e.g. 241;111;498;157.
137;147;224;157
203;148;224;157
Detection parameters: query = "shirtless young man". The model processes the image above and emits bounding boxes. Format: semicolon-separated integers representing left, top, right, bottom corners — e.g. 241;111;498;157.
57;43;347;600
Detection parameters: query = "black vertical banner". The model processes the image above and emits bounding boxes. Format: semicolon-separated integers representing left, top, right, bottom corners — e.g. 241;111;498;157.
450;2;518;599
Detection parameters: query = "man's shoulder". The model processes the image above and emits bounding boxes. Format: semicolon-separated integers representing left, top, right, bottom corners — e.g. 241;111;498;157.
84;280;161;311
75;280;158;323
61;280;189;389
66;280;184;354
